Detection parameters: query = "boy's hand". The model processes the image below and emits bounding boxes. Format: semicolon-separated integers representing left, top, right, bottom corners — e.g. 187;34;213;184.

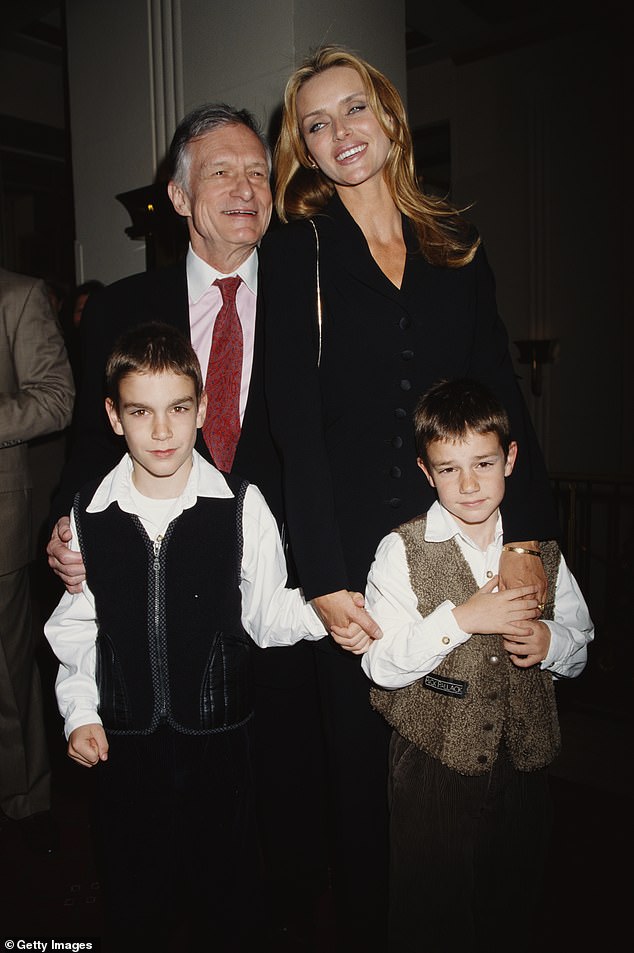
452;576;540;636
68;724;109;768
330;625;375;654
503;619;551;667
47;516;86;593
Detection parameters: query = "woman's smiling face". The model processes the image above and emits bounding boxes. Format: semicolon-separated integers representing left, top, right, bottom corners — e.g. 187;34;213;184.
296;65;392;191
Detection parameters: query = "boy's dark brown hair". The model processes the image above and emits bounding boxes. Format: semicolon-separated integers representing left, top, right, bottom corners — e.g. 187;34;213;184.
414;378;511;465
105;322;203;410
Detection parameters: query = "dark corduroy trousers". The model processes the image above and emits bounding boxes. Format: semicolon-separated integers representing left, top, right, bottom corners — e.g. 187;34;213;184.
388;731;553;953
95;722;259;953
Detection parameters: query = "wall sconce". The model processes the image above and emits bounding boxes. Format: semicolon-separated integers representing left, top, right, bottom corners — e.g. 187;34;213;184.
116;183;187;270
514;339;559;397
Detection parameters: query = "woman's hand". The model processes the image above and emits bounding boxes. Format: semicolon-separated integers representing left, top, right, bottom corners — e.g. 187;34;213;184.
499;541;547;609
312;589;382;652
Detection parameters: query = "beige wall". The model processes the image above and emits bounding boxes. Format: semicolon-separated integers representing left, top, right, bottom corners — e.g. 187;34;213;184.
65;0;406;285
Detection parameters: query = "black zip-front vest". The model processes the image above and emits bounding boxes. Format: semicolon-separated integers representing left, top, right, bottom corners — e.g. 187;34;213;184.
73;475;253;734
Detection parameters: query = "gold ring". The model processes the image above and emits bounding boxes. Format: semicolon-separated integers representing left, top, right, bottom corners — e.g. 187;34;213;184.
537;603;545;612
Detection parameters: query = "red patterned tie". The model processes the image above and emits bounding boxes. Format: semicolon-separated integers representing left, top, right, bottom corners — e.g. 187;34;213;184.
202;276;242;472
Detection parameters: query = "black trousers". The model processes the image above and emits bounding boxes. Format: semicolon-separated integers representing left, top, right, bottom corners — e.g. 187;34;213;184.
95;723;259;953
251;639;329;926
388;732;553;953
314;642;392;953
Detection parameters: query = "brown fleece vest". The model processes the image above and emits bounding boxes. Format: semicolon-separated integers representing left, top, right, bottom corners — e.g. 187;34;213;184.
370;516;561;775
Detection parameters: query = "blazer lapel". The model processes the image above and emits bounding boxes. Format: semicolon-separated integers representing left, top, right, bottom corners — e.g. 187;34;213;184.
314;194;409;309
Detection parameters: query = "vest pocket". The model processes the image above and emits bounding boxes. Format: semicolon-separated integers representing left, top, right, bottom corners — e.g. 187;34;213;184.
96;631;131;729
200;630;253;730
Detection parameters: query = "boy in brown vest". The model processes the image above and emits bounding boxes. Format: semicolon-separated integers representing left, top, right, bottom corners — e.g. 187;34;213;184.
333;378;593;953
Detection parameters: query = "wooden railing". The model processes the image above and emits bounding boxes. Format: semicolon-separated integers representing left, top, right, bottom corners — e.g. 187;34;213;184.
550;473;633;711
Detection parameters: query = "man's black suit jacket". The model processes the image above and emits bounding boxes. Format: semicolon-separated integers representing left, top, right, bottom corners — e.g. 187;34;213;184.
52;259;305;685
55;259;283;526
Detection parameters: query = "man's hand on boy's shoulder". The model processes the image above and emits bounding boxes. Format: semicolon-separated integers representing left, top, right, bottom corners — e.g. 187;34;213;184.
502;619;551;668
68;724;109;768
47;515;86;593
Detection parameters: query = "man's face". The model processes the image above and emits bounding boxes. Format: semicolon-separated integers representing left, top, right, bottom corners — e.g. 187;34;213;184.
168;123;272;271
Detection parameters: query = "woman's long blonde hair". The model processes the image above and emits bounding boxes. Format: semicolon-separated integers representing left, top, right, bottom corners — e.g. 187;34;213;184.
274;46;479;268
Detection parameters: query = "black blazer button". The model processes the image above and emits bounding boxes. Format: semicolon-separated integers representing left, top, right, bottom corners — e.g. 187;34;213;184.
394;407;407;419
399;316;411;330
390;466;402;478
400;379;411;391
401;349;414;360
391;436;403;448
388;498;401;508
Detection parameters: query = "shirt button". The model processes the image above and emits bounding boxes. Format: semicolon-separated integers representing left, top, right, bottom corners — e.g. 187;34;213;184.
394;407;407;419
390;466;402;478
400;379;411;391
441;636;450;645
391;436;403;449
486;570;494;579
401;349;414;360
489;655;500;665
399;316;411;330
487;692;498;702
477;755;488;764
483;722;494;731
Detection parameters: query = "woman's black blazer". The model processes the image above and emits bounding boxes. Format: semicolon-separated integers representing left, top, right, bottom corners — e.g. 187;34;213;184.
261;194;559;598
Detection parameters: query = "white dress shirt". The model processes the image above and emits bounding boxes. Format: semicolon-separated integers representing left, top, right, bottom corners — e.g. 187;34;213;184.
187;245;257;422
361;501;594;689
45;451;326;737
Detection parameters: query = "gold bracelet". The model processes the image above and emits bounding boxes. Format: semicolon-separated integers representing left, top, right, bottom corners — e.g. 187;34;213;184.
502;545;542;558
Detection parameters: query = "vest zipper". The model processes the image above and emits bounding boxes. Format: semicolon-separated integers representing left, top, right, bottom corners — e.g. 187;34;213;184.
153;534;167;719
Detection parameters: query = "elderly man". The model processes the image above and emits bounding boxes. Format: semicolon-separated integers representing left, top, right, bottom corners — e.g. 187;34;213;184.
49;105;276;517
47;103;345;940
1;266;74;851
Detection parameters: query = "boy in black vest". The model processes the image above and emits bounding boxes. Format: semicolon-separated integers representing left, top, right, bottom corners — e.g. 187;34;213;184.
45;323;329;953
333;379;593;953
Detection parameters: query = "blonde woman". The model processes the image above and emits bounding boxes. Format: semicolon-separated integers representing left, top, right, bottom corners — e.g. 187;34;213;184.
260;46;558;951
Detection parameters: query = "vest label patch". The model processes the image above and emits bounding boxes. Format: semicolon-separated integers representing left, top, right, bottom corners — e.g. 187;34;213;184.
423;674;468;698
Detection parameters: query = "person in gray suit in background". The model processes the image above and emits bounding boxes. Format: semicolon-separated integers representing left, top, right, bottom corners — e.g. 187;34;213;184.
0;267;74;851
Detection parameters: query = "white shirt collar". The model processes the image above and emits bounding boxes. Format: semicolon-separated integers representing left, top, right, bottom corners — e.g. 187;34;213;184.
86;449;234;515
186;244;258;303
424;499;503;552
